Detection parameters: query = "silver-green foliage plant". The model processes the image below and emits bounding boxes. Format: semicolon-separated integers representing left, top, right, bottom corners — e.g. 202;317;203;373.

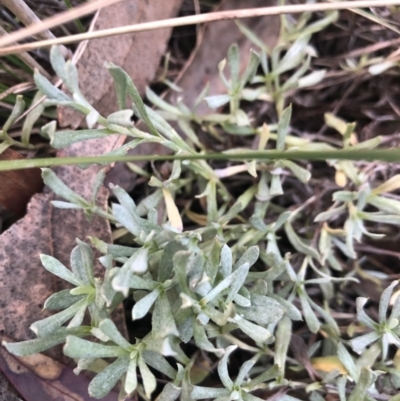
4;9;400;401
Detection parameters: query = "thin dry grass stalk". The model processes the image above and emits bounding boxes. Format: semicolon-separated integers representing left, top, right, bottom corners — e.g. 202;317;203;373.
2;0;400;56
0;0;125;48
0;26;51;78
1;0;57;41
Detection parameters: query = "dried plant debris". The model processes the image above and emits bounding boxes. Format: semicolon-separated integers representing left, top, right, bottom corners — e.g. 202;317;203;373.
58;0;183;128
168;0;280;116
0;341;119;401
0;148;43;217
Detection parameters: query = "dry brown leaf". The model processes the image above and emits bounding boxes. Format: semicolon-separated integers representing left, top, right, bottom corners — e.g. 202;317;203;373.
289;333;320;381
0;148;43;217
310;355;348;375
59;0;183;128
0;0;183;350
0;374;22;401
170;0;280;115
0;135;125;354
0;340;118;401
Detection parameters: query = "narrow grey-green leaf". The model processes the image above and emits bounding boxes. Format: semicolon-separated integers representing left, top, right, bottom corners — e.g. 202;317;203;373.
234;293;251;307
367;195;400;214
67;301;87;328
138;355;157;398
298;11;338;37
268;294;302;321
337;343;358;381
241;50;260;87
205;240;220;288
20;91;43;145
106;63;158;136
235;359;256;385
42;168;88;207
51;201;82;210
201;270;236;305
31;298;88;337
307;298;340;336
64;336;127;359
156;383;181;401
128;274;159;291
152;292;179;339
112;262;132;298
158;241;185;282
146;86;181;114
298;70;326;89
89;356;130;399
285;221;319;260
219;202;243;225
105;61;127;110
71;239;95;285
194;322;223;356
390;291;400;321
50;46;67;82
234;315;272;343
281;159;311;183
220;244;232;278
111;184;137;213
348;368;374;401
242;393;265;401
276;105;292;151
125;358;138;395
92;169;106;203
218;345;236;389
298;289;320;333
44;289;84;310
190;386;229;400
132;288;160;320
234;246;259;270
247;364;280;389
40;254;82;286
228;44;240;89
98;319;131;349
107;109;134;128
112;204;141;237
274;316;292;374
34;70;71;102
64;61;80;94
379;280;399;324
173;251;192;295
236;297;284;326
51;128;113;149
205;95;231;109
226;263;250;304
349;331;381;354
236;21;269;52
3;327;89;356
142;350;177;379
355;298;377;330
274;35;311;75
137;189;163;217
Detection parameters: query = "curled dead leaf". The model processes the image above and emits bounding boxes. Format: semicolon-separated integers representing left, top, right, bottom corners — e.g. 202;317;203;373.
0;340;118;401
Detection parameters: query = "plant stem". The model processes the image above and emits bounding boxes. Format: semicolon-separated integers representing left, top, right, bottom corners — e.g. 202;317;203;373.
1;148;400;172
3;1;400;55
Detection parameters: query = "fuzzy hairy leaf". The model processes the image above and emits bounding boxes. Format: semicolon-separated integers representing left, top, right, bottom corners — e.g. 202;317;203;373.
64;336;127;359
3;327;90;356
89;355;130;399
